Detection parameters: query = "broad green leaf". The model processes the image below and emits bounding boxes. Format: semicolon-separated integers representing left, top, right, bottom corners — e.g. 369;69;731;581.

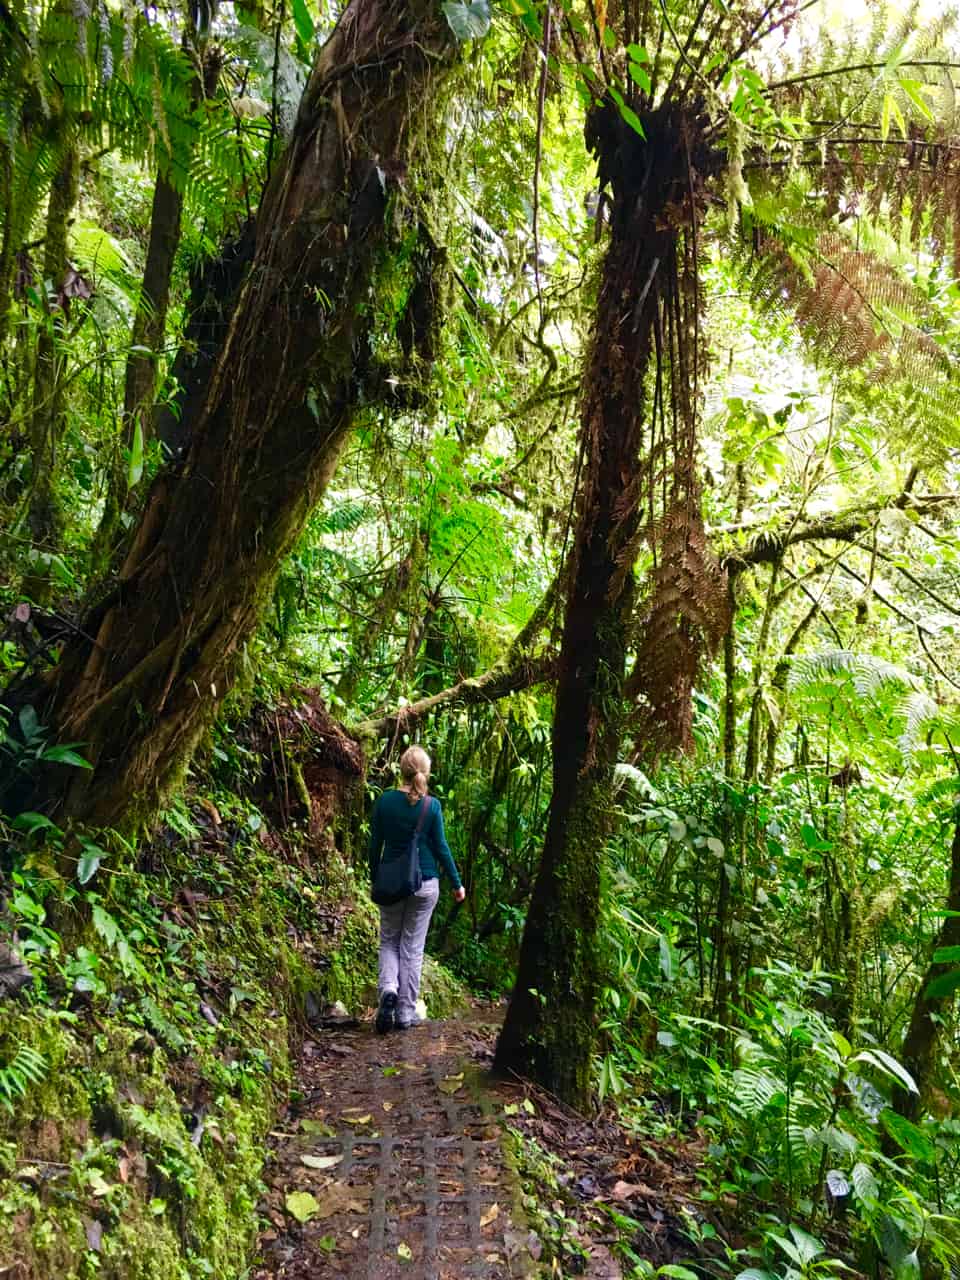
619;103;646;138
852;1048;917;1094
851;1161;879;1204
442;0;491;40
880;1111;936;1162
788;1225;824;1265
11;812;61;834
628;63;652;93
285;1190;319;1222
658;933;676;981
924;968;960;999
76;843;103;885
128;418;144;488
42;744;93;769
291;0;314;45
898;76;934;121
932;945;960;964
18;705;41;743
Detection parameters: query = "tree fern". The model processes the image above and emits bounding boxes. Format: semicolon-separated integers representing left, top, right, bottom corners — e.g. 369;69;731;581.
897;689;960;760
788;649;919;698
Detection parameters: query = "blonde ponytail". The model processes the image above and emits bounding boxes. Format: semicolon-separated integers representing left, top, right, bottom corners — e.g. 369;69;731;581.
399;746;431;805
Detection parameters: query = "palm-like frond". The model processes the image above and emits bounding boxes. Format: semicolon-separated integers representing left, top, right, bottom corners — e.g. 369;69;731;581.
788;649;919;698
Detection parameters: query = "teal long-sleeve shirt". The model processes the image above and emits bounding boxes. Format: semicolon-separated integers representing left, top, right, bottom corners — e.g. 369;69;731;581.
368;790;462;891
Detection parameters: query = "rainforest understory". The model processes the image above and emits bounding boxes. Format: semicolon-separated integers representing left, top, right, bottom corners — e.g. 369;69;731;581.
2;0;960;1276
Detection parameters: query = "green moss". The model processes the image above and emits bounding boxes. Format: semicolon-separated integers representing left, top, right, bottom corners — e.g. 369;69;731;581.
421;955;468;1018
325;896;380;1011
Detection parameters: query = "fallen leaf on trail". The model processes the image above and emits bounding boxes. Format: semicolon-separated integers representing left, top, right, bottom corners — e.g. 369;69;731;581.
611;1180;655;1200
382;1067;401;1077
300;1119;334;1137
397;1242;413;1261
300;1154;342;1170
285;1191;319;1223
290;1181;374;1220
480;1203;500;1228
343;1113;372;1125
485;1255;502;1264
438;1073;464;1094
84;1219;102;1252
382;1101;393;1112
351;1227;361;1239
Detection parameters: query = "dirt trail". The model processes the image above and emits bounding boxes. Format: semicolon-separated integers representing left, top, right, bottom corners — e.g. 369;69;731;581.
252;1011;543;1279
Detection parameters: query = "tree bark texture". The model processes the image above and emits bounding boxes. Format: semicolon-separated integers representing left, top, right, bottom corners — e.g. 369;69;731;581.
92;171;185;568
494;100;716;1107
353;651;556;741
17;0;460;830
28;144;79;552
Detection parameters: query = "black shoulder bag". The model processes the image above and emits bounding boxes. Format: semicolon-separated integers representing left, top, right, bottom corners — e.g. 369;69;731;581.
371;796;431;906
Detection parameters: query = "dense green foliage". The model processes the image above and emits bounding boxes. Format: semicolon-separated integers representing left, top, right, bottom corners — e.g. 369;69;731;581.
2;0;960;1276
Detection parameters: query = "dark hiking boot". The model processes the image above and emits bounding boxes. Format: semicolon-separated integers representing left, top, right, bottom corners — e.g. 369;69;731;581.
375;991;398;1035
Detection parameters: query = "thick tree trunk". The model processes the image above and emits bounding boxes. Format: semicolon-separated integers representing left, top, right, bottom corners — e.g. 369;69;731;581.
16;0;460;831
893;808;960;1120
27;145;79;556
494;102;700;1107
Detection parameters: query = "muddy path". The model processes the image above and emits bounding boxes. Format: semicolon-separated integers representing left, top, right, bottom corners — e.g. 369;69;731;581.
251;1011;545;1279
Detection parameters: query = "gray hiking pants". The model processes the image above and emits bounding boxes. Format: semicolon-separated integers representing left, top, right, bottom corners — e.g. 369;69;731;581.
378;879;439;1023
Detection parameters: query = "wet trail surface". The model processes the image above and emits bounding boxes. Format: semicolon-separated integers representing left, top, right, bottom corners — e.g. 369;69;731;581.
252;1011;541;1279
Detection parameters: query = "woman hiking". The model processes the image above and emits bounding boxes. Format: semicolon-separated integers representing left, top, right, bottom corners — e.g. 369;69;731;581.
368;745;465;1034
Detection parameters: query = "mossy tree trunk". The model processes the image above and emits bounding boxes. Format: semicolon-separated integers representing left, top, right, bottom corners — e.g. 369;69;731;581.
893;807;960;1120
494;100;715;1107
14;0;461;831
27;144;79;556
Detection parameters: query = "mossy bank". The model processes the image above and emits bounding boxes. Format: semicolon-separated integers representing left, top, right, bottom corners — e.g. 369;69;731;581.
0;793;465;1278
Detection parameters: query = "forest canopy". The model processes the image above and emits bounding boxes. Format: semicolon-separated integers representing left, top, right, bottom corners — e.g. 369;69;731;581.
2;0;960;1277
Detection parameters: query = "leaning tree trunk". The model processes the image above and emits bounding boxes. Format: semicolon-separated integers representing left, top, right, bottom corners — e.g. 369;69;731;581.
14;0;461;831
892;806;960;1121
494;99;719;1106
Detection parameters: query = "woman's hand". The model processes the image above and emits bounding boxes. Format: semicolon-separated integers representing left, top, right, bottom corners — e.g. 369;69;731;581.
453;886;466;903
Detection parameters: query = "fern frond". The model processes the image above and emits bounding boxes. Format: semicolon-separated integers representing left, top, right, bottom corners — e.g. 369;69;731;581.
0;1043;46;1112
735;224;960;457
788;649;919;697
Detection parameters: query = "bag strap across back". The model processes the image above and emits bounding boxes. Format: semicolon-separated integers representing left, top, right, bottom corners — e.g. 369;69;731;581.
413;795;432;838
